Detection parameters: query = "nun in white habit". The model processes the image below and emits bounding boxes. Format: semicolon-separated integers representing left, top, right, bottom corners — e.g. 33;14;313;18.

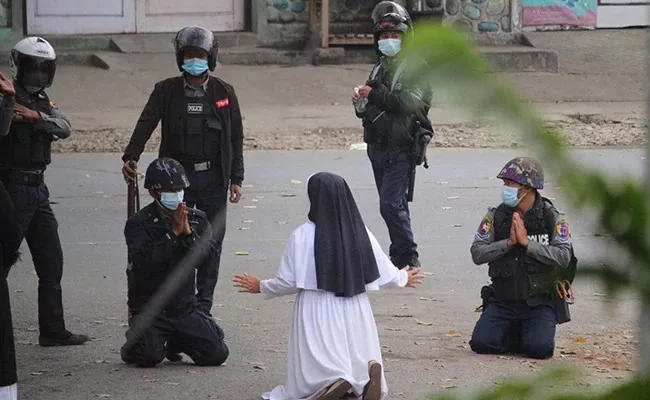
233;172;425;400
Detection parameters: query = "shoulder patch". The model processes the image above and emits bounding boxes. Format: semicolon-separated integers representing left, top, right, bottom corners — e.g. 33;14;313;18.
475;212;494;240
49;100;58;110
555;218;570;242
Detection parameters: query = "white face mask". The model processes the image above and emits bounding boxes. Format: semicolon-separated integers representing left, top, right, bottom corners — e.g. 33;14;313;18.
160;190;184;210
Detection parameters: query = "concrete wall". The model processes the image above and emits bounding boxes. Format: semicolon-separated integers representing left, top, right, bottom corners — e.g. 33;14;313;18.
258;0;378;47
443;0;514;33
254;0;522;47
0;0;11;28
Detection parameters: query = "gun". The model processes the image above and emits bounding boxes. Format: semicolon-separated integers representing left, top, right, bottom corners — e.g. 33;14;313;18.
126;161;140;219
407;120;431;202
126;161;139;326
481;284;494;312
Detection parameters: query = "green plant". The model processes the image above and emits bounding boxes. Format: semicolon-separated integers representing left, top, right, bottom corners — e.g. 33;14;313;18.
399;23;649;398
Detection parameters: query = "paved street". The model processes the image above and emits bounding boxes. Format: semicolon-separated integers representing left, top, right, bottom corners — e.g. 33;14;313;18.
6;148;642;400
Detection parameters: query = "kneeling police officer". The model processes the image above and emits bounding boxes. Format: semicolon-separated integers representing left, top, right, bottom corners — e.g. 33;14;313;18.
468;157;576;360
121;158;229;368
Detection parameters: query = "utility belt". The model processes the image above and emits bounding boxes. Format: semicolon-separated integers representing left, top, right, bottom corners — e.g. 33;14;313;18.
179;159;220;173
0;169;45;186
478;284;572;324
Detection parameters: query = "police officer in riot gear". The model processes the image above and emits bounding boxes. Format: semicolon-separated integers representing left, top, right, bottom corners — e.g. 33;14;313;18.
121;25;245;316
353;1;433;269
121;157;229;368
469;157;576;360
0;37;89;347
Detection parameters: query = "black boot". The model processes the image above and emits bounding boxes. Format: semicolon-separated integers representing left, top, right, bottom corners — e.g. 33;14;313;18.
39;330;90;347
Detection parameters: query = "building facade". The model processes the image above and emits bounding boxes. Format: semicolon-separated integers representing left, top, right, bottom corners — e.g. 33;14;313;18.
2;0;648;47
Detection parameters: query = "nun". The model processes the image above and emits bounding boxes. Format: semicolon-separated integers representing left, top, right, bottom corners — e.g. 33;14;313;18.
1;179;22;400
232;172;426;400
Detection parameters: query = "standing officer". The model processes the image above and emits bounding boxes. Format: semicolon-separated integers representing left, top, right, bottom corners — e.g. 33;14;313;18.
0;37;89;347
1;178;22;400
121;25;245;316
468;157;577;360
121;158;229;368
0;68;20;400
352;1;433;269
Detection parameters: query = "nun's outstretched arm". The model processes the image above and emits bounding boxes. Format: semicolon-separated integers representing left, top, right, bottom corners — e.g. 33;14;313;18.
260;277;300;299
366;228;408;289
259;231;302;299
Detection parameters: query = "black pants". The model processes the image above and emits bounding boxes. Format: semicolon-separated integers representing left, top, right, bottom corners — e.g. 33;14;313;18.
367;145;418;266
469;299;558;360
1;267;17;387
182;165;228;314
121;308;229;368
4;181;67;337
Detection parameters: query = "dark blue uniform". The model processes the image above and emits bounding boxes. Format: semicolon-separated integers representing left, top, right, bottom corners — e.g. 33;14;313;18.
469;195;574;359
122;75;244;314
0;85;87;345
356;57;432;268
121;203;229;368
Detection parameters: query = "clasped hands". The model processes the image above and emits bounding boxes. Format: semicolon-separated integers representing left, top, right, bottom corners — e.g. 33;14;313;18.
507;213;529;248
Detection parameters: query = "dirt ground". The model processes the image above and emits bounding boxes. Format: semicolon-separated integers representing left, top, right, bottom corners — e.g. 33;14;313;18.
51;116;647;153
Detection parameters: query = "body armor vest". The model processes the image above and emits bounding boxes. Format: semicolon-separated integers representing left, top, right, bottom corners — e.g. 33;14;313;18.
0;91;54;171
168;94;222;163
488;196;558;301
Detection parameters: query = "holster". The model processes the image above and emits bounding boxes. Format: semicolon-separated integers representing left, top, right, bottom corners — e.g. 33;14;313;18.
480;285;494;311
554;298;571;324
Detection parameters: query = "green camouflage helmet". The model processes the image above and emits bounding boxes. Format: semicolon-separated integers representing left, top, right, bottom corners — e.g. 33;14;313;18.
497;157;544;190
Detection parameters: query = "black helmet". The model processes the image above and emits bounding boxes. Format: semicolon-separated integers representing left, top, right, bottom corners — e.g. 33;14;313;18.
144;158;191;192
371;1;413;56
371;1;412;27
174;26;218;72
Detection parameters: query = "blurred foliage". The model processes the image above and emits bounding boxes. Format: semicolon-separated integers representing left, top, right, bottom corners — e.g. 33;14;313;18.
399;23;649;399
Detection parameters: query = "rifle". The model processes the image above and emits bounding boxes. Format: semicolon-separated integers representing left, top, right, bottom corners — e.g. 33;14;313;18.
407;119;431;202
126;161;139;326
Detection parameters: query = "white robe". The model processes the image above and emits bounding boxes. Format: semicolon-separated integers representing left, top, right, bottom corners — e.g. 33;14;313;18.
260;221;408;400
0;384;17;400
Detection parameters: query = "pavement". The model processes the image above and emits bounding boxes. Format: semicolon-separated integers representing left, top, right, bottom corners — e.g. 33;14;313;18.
6;148;643;400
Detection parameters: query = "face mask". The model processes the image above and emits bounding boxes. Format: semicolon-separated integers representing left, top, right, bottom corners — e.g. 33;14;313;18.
501;186;522;208
182;58;209;77
378;39;401;57
160;190;184;210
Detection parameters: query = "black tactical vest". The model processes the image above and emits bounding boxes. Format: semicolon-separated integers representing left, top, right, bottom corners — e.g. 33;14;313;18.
0;90;55;171
488;196;559;301
168;94;222;163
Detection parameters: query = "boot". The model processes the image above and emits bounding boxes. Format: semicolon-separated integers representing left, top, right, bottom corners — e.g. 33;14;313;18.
362;360;382;400
315;379;352;400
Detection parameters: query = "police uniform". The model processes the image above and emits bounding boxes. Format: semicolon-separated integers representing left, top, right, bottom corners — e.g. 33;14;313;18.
356;3;433;269
468;158;575;360
0;83;89;346
1;134;22;397
121;27;244;314
121;200;229;368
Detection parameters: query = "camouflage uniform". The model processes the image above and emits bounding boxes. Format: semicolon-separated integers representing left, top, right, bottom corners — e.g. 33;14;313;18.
468;157;576;360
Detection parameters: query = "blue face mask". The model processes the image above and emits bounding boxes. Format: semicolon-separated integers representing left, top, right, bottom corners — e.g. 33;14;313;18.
182;58;209;77
160;190;184;211
501;186;522;208
378;39;402;57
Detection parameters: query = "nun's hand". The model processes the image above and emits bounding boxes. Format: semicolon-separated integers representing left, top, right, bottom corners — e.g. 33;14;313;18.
405;267;426;288
233;273;261;294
